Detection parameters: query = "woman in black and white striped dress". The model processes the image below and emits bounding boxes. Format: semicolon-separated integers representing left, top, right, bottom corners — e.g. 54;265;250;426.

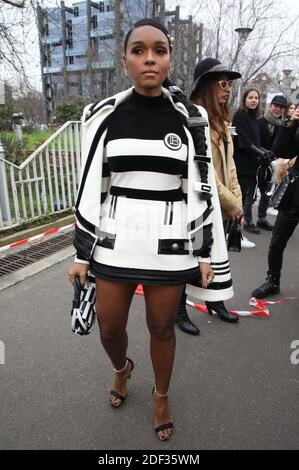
67;19;216;441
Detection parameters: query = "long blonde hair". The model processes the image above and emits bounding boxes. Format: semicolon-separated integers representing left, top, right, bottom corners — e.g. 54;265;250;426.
192;78;230;142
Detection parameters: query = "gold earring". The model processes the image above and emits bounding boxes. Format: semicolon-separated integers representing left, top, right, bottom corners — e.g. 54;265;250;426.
168;68;173;76
123;66;128;76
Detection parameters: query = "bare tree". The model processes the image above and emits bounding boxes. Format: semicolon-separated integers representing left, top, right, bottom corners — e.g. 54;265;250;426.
0;0;39;88
2;0;25;8
14;86;44;125
188;0;299;106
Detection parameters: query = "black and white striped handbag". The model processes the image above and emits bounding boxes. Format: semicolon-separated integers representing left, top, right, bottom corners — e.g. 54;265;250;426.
71;274;96;335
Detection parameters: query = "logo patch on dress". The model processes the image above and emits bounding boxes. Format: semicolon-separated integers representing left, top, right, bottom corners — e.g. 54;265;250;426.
164;133;182;150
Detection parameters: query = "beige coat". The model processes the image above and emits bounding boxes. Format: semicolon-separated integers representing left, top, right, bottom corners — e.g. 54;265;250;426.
210;126;242;221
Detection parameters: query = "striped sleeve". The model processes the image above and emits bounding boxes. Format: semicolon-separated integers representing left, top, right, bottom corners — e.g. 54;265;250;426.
101;148;111;203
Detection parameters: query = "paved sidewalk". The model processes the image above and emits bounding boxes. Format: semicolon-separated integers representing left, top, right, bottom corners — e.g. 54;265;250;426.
0;212;298;450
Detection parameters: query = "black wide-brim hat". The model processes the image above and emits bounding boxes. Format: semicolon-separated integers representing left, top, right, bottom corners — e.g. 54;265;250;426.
190;57;241;98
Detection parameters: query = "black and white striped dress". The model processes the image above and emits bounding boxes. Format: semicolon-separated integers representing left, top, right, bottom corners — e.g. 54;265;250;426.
90;89;206;284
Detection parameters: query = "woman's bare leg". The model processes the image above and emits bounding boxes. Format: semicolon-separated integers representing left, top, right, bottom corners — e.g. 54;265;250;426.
143;283;184;440
96;279;137;406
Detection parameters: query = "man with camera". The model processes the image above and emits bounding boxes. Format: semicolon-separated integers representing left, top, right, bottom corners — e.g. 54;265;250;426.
252;105;299;298
255;95;288;232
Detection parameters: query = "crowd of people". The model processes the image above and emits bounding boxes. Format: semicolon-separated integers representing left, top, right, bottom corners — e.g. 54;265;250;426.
66;18;299;441
176;71;299;334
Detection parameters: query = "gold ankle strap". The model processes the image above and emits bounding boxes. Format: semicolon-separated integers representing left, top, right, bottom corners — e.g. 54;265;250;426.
113;359;128;374
153;385;168;398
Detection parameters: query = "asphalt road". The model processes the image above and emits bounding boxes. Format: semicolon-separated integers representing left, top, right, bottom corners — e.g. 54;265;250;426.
0;212;298;450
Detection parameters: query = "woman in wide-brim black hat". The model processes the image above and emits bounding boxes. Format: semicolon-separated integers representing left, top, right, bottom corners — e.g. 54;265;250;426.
177;58;243;327
190;57;241;99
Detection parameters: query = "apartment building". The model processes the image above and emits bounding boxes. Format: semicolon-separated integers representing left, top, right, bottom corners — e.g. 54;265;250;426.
37;0;202;123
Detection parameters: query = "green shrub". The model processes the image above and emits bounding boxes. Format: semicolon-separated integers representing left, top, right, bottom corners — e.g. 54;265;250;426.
0;102;15;131
22;124;36;134
0;132;28;165
55;97;86;123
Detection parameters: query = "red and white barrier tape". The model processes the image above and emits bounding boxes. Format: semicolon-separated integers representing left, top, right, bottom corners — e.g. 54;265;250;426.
186;298;269;317
135;285;298;317
0;223;75;253
248;296;299;315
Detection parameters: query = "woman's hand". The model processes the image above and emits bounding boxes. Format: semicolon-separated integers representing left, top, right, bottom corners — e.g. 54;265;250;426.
200;262;214;288
280;165;289;179
67;262;89;286
277;158;290;179
227;205;243;221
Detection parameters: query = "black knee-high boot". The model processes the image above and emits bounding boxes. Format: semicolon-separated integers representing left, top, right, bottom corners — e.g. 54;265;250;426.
176;288;200;335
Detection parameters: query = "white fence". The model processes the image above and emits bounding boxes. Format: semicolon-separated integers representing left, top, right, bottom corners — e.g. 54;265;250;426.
0;121;81;230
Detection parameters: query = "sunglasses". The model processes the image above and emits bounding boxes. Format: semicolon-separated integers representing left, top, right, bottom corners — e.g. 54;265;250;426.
217;80;233;89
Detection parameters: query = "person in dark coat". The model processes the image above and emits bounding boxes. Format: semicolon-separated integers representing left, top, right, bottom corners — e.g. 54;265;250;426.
286;102;296;119
232;88;262;238
256;94;288;231
252;106;299;298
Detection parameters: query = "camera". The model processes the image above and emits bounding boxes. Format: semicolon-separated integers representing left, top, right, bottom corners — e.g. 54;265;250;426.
251;145;274;166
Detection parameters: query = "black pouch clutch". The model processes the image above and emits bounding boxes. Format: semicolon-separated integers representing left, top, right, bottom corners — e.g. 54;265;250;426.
227;219;242;252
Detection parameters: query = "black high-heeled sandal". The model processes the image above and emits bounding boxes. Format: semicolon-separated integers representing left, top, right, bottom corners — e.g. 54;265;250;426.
152;386;173;441
110;357;134;408
206;301;239;323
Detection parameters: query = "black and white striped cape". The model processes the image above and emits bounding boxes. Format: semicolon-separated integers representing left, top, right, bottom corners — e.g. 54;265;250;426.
74;87;233;301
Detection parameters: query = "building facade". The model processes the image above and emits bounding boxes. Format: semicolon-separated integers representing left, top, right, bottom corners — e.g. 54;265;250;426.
249;70;299;111
37;0;202;123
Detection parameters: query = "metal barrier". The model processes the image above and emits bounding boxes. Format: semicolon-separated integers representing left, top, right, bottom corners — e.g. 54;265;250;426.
0;121;81;229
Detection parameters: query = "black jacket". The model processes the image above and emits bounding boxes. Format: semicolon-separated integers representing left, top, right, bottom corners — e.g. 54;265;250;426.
232;109;261;175
273;123;299;208
258;116;280;151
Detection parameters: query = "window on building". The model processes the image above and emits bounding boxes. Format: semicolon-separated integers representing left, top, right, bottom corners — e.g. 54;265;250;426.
74;6;79;17
44;47;51;66
99;2;104;13
69;56;74;65
92;15;98;29
100;34;113;40
67;19;73;48
44;22;49;37
106;5;110;12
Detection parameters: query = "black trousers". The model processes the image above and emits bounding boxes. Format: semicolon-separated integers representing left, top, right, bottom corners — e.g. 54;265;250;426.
268;205;299;276
237;174;257;224
258;173;271;220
